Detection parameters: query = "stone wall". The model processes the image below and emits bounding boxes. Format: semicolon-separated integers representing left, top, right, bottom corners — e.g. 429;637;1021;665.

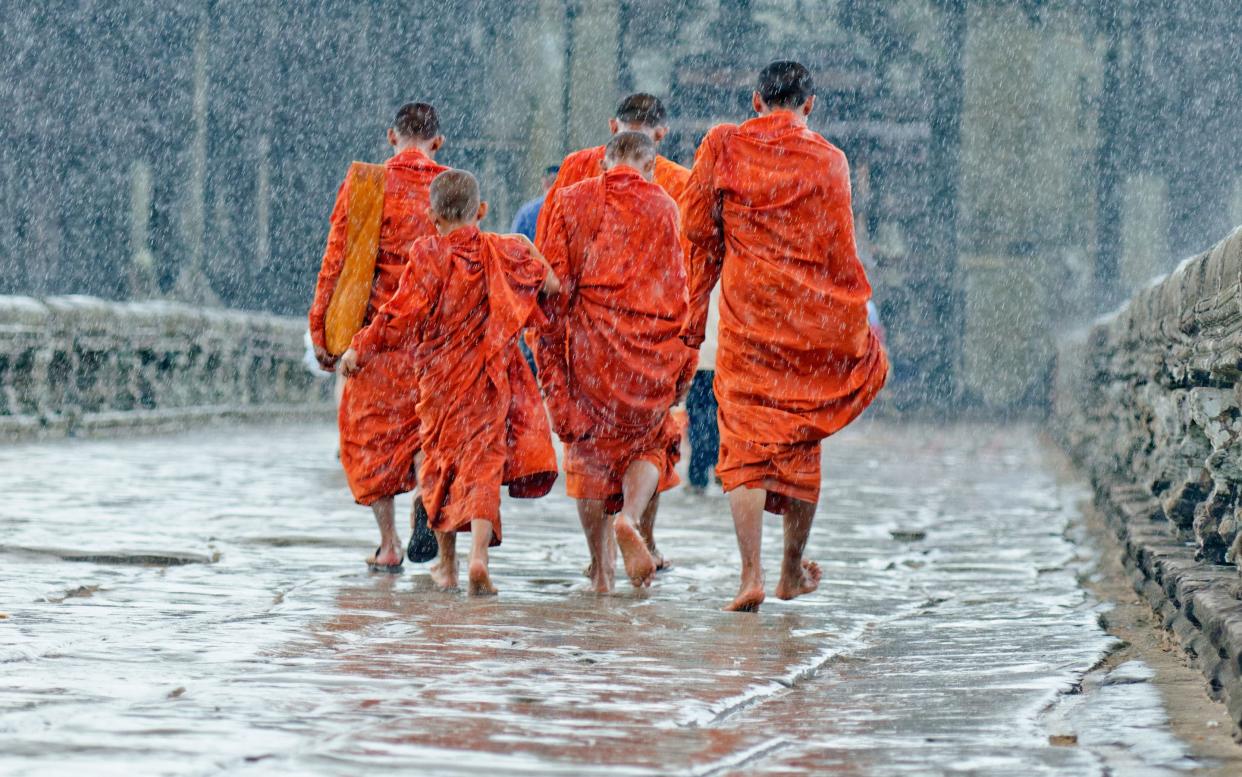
1054;226;1242;732
0;295;331;438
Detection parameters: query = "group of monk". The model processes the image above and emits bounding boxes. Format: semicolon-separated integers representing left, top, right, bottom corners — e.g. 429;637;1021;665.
308;60;888;612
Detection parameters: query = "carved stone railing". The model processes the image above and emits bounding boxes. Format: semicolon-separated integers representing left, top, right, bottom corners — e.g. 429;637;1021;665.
0;295;332;437
1053;226;1242;733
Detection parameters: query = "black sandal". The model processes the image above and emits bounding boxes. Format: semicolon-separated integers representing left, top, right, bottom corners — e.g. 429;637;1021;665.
366;547;404;574
407;498;438;563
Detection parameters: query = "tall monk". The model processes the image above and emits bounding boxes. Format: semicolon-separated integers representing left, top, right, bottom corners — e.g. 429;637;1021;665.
341;170;560;595
535;92;692;566
680;61;889;612
308;102;447;573
537;132;694;593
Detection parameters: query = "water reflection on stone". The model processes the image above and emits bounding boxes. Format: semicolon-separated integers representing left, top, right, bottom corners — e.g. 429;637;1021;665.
0;422;1194;774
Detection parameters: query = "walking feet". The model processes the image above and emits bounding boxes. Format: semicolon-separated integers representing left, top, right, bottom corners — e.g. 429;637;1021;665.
366;543;405;574
724;559;821;612
429;531;458;590
614;514;656;588
468;559;497;596
724;584;765;613
775;559;821;601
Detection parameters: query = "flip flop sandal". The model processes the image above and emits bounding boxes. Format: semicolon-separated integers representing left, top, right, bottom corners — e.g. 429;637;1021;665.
407;498;438;563
366;547;404;574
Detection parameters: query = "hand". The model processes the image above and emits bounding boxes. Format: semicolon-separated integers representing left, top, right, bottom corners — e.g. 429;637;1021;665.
314;345;338;371
338;348;361;377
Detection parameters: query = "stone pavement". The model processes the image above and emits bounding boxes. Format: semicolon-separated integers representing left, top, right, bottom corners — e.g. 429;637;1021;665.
0;421;1206;775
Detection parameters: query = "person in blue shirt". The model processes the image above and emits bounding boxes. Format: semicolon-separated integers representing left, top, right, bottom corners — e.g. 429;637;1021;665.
510;165;560;240
511;165;559;374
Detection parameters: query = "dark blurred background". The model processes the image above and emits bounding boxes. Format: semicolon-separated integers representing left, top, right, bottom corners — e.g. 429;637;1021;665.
2;0;1239;410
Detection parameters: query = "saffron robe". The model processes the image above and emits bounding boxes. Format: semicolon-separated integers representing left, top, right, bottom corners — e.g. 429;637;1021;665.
680;111;888;513
537;166;694;512
534;145;690;249
308;146;447;505
352;227;557;543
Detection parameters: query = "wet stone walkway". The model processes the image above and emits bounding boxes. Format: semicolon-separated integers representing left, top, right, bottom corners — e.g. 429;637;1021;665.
0;421;1200;775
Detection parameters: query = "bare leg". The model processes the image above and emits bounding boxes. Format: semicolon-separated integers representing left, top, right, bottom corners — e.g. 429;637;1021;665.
467;520;497;596
615;460;659;588
724;486;766;612
774;498;821;601
429;531;458;589
578;499;615;594
407;450;426;532
366;497;402;567
637;492;668;570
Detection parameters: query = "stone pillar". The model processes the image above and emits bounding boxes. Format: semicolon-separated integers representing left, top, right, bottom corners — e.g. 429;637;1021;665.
1120;173;1169;293
1230;176;1242;231
566;2;619;152
956;3;1099;408
174;17;219;306
255;134;271;270
129;160;157;298
524;0;568;182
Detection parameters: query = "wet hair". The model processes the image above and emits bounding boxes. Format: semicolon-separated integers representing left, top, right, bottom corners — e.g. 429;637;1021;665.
429;169;480;223
614;93;667;127
393;102;440;140
757;61;814;108
605;131;657;166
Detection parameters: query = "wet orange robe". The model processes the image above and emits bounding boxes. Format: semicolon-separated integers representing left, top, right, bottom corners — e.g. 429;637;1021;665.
537;166;694;512
680;111;888;513
352;227;557;543
308;146;447;505
534;145;689;249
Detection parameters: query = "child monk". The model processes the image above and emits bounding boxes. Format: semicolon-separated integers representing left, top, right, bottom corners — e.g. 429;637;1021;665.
340;170;560;595
680;61;889;612
537;132;694;593
307;102;446;572
534;93;689;247
535;93;695;570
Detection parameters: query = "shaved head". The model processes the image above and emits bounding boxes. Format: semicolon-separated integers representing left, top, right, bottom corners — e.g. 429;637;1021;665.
757;61;814;109
605;131;657;169
614;93;667;128
429;169;480;223
393;102;440;141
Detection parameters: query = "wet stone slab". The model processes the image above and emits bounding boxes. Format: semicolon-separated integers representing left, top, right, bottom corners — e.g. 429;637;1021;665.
0;421;1196;775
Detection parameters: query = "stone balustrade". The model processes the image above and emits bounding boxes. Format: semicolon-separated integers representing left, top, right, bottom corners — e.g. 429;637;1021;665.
0;295;331;437
1054;226;1242;731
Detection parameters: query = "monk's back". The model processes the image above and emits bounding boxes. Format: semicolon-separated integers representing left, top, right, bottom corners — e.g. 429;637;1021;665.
566;170;684;323
710;113;871;356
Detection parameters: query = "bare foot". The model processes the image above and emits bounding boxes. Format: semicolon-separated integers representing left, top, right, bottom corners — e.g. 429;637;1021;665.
366;543;404;572
468;560;497;596
614;515;656;588
775;560;822;601
587;561;614;594
429;558;458;590
650;547;670;572
724;585;765;612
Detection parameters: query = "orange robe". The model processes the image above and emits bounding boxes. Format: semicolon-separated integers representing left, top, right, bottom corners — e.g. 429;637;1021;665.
537;166;694;513
680;111;889;513
534;144;689;249
352;227;557;543
308;146;447;505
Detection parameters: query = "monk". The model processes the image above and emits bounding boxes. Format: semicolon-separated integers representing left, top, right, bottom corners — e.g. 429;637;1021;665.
537;132;694;593
535;92;692;567
308;102;446;573
536;92;692;248
341;170;560;595
680;61;889;612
